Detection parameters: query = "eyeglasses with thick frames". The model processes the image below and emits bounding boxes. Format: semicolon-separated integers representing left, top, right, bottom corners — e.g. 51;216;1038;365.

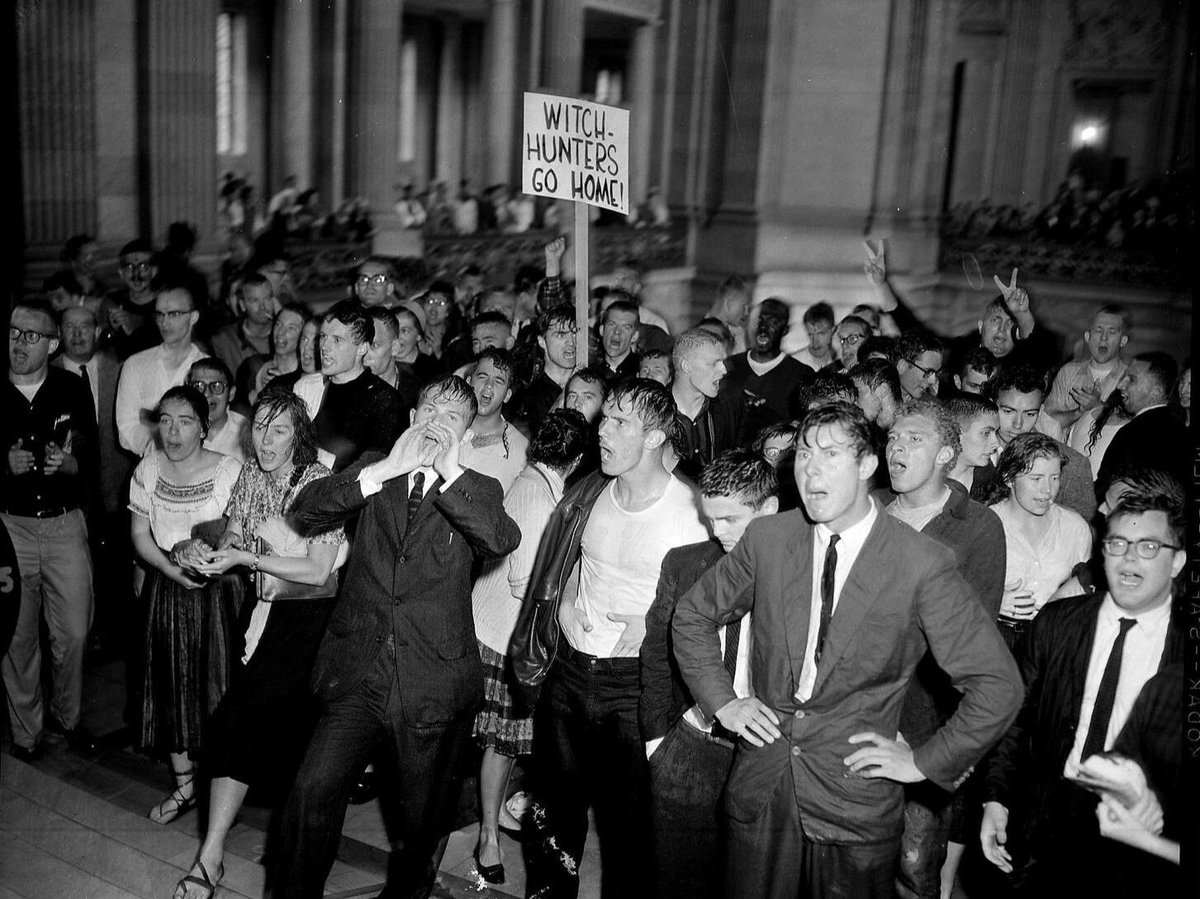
187;380;229;396
1100;537;1181;560
357;274;389;286
9;327;56;345
119;262;154;275
908;359;942;380
839;333;865;347
153;309;194;322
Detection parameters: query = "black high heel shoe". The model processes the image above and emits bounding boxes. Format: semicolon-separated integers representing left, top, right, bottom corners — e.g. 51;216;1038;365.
473;844;505;884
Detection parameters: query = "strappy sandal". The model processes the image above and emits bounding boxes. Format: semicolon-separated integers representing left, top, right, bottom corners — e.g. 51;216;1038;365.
149;766;197;825
173;859;223;899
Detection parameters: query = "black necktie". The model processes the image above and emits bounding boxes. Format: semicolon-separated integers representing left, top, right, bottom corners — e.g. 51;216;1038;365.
723;617;741;680
78;363;91;393
407;471;425;522
814;534;840;667
1080;617;1137;761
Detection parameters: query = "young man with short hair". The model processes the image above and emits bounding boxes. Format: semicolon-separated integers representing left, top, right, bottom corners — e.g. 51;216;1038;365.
1044;304;1130;431
210;273;275;377
114;283;208;455
723;297;814;443
672;402;1021;899
508;304;578;438
637;350;673;385
308;300;406;471
706;275;751;355
101;238;161;359
836;315;872;369
3;300;99;760
792;301;836;371
952;346;998;397
640;448;779;899
896;332;946;402
598;299;642;380
849;358;903;431
516;378;709;899
881;399;1007;899
945;395;1001;493
186;358;247;462
354;255;398;308
671;327;741;480
459;349;528;493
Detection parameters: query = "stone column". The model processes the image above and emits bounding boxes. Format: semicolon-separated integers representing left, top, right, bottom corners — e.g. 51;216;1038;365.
541;0;583;92
628;20;660;209
436;18;464;189
346;0;402;214
485;0;519;187
143;0;219;244
275;0;316;189
315;0;349;209
17;0;99;247
95;0;139;243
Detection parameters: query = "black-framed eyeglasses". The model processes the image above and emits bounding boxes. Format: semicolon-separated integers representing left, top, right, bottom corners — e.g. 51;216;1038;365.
120;262;154;275
909;360;942;380
9;326;56;345
840;333;865;346
357;274;388;286
424;296;449;307
187;380;229;396
1100;537;1181;560
153;309;193;321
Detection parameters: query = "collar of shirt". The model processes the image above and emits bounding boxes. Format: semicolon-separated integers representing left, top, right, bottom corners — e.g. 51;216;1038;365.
1098;591;1171;633
813;497;879;603
1133;402;1169;419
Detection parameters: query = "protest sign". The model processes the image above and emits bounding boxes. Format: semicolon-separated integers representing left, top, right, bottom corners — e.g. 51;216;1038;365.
522;92;630;215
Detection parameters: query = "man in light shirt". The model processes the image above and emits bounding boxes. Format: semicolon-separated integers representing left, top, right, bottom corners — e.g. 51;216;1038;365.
186;358;246;462
980;481;1185;896
114;284;208;455
640;448;778;899
523;378;709;899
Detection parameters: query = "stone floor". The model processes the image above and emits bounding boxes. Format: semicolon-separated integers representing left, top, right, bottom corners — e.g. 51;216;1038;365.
0;655;602;899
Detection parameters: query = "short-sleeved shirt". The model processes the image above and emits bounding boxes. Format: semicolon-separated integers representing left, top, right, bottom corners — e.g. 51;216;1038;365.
129;451;242;551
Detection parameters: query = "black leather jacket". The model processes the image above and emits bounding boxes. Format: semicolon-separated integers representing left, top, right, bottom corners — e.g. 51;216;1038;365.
508;470;610;697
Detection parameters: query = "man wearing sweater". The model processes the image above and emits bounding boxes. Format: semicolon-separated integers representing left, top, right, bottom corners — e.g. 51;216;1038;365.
723;298;813;444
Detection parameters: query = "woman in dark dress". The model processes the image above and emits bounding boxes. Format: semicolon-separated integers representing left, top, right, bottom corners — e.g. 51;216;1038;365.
171;388;346;898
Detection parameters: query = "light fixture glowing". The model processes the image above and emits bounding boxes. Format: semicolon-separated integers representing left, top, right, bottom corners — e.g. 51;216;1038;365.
1079;124;1099;144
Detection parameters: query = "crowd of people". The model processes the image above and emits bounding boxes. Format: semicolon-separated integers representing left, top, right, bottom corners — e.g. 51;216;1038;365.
2;228;1191;899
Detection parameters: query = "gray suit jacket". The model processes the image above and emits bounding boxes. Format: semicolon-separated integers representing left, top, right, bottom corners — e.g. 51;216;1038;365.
673;506;1023;843
55;350;131;516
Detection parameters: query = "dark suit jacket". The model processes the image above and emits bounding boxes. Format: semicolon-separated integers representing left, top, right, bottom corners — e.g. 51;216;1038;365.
1095;406;1189;496
56;351;130;516
983;595;1183;859
292;460;520;723
673;508;1023;843
639;539;725;742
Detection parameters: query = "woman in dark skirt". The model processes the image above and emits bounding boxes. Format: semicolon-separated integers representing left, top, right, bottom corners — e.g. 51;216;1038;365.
172;388;346;899
469;410;589;883
129;387;245;825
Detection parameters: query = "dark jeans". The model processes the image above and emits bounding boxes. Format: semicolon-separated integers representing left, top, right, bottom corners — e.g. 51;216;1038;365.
896;780;955;899
273;644;474;899
649;717;735;899
524;645;652;899
726;762;899;899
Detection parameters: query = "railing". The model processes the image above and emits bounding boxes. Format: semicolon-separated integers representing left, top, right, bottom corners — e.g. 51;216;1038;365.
285;221;689;296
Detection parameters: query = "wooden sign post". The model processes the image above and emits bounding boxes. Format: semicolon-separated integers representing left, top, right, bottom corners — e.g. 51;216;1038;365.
522;92;630;367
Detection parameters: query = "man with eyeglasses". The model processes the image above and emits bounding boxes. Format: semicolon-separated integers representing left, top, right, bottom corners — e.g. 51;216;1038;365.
210;273;275;378
187;358;247;462
895;332;946;402
980;480;1185;897
114;284;207;455
835;315;872;370
100;238;160;359
353;256;399;309
3;300;100;761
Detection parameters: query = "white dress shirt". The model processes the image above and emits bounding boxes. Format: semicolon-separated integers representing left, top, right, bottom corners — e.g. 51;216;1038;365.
795;500;879;702
1065;593;1170;772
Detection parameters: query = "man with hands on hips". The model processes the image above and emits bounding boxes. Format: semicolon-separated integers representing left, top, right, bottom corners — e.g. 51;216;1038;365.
274;375;520;899
673;402;1022;899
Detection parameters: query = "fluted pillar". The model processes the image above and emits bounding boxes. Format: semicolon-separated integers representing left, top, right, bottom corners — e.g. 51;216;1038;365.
17;0;98;246
276;0;316;189
435;18;465;189
541;0;583;92
629;20;660;209
143;0;219;242
346;0;402;213
486;0;519;187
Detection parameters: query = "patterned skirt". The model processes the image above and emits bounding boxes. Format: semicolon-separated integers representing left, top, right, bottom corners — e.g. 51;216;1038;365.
472;641;534;757
140;569;245;755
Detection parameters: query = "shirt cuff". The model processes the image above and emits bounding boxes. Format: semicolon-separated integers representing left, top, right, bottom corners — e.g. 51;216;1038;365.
358;465;386;498
438;469;463;492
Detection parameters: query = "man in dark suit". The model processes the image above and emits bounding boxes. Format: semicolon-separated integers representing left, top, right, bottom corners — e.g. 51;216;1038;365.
978;484;1185;897
275;375;520;899
640;448;779;899
1095;351;1188;496
673;402;1023;899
